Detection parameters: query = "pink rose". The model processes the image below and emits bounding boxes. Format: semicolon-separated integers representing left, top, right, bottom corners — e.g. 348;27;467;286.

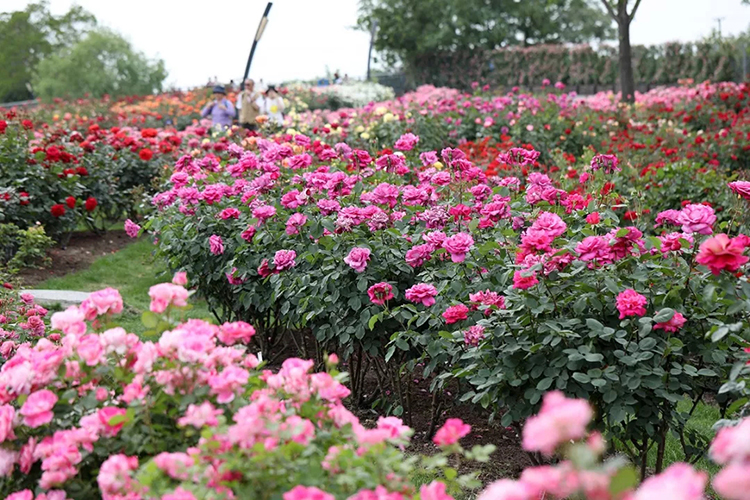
80;287;123;321
20;389;57;428
50;306;86;335
273;249;297;271
218;321;256;345
0;405;15;442
728;181;750;201
367;282;394;306
678;203;716;235
696;233;749;275
434;418;471;446
283;486;335;500
148;283;189;313
442;304;469;324
653;311;687;333
209;234;224;255
616;289;647;319
172;272;188;285
633;463;706;500
522;391;592;455
124;219;140;238
344;247;371;273
405;283;438;307
713;462;750;500
443;232;474;263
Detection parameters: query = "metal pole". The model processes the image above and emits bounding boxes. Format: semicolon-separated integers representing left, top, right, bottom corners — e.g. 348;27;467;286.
367;20;378;81
242;2;273;89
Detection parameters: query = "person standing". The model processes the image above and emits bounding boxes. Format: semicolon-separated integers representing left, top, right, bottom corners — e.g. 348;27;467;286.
260;85;285;126
200;85;236;128
236;79;261;130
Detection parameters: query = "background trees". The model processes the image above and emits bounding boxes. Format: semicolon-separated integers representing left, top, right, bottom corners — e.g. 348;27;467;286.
357;0;614;77
32;29;167;101
0;1;165;103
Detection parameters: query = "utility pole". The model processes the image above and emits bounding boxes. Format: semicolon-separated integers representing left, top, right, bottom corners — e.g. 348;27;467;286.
367;20;378;81
715;17;724;37
242;2;273;90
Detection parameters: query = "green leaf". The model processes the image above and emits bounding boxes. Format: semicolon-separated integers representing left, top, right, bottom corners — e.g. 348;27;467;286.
368;313;379;330
572;372;591;384
653;308;675;323
141;311;159;328
711;326;730;342
445;467;458;480
609;466;638;495
536;378;554;390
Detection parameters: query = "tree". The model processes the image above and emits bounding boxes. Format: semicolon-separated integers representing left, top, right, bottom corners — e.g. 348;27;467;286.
357;0;613;72
32;29;168;101
0;1;96;102
600;0;643;103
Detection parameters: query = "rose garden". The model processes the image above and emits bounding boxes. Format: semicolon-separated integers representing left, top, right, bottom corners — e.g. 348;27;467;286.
4;3;750;496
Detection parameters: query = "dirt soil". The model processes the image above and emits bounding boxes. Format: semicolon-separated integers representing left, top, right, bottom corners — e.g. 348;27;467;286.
17;230;133;288
351;370;533;483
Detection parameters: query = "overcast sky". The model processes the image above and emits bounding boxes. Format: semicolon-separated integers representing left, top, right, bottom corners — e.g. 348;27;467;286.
5;0;750;89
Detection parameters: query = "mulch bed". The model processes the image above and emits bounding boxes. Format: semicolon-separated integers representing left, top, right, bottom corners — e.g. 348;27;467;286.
17;230;133;288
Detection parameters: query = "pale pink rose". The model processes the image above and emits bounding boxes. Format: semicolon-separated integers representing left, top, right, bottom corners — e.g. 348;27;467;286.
80;287;123;321
172;272;188;285
0;448;17;477
161;487;197;500
177;402;223;428
50;306;87;335
148;283;189;313
218;321;256;345
344;247;371;272
77;334;104;366
0;404;15;442
376;416;412;440
477;479;533;500
713;462;750;500
20;389;57;428
421;481;454;500
710;418;750;465
522;391;592;455
633;463;706;500
283;486;335;500
97;454;138;498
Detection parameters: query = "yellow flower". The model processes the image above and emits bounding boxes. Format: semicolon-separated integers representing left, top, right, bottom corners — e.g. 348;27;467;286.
360;132;370;139
374;106;387;116
355;125;365;133
434;161;444;170
270;105;278;113
286;128;298;136
383;113;395;123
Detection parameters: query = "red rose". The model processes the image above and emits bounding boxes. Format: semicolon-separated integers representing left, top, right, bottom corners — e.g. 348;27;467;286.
85;197;97;211
19;192;29;206
22;119;33;130
65;196;76;209
51;204;66;217
76;167;89;176
2;283;13;290
139;148;153;161
0;120;6;134
141;128;158;138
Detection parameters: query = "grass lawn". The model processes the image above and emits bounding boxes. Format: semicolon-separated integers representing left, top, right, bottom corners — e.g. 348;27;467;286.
35;238;212;335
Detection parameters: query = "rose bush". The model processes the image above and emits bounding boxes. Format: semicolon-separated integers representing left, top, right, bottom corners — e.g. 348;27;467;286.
146;117;750;474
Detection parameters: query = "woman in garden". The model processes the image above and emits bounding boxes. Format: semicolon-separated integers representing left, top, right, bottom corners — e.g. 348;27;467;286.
259;85;285;126
200;85;236;129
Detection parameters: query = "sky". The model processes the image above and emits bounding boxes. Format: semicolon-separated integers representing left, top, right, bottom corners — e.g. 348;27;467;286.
5;0;750;89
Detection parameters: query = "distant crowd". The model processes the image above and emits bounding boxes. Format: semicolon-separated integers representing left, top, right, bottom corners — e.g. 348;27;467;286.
200;77;284;130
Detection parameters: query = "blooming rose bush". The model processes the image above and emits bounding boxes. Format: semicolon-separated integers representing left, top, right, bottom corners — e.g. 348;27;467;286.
146;119;750;474
0;281;497;499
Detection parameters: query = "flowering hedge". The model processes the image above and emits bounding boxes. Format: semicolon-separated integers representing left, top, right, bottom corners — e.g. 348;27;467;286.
145;111;750;475
2;282;750;499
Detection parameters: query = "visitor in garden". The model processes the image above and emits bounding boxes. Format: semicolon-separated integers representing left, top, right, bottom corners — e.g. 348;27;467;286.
260;85;285;126
200;85;236;129
236;78;261;131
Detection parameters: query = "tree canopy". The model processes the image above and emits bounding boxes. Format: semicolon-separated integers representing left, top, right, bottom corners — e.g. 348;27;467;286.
358;0;615;70
0;1;96;102
32;29;168;101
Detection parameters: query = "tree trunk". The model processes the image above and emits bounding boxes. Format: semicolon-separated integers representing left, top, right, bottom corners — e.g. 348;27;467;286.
617;8;635;103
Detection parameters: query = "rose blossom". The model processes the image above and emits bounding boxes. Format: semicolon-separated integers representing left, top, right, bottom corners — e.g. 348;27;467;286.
678;203;716;235
148;283;189;313
172;272;188;285
442;304;469;324
209;235;224;255
405;283;438;307
273;250;297;271
522;391;592;455
633;463;706;500
344;247;371;273
616;289;647;319
20;389;58;428
728;181;750;201
443;233;474;263
713;462;750;500
124;219;140;238
696;233;749;275
464;325;485;346
433;418;471;446
367;283;394;305
283;486;335;500
80;287;123;321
